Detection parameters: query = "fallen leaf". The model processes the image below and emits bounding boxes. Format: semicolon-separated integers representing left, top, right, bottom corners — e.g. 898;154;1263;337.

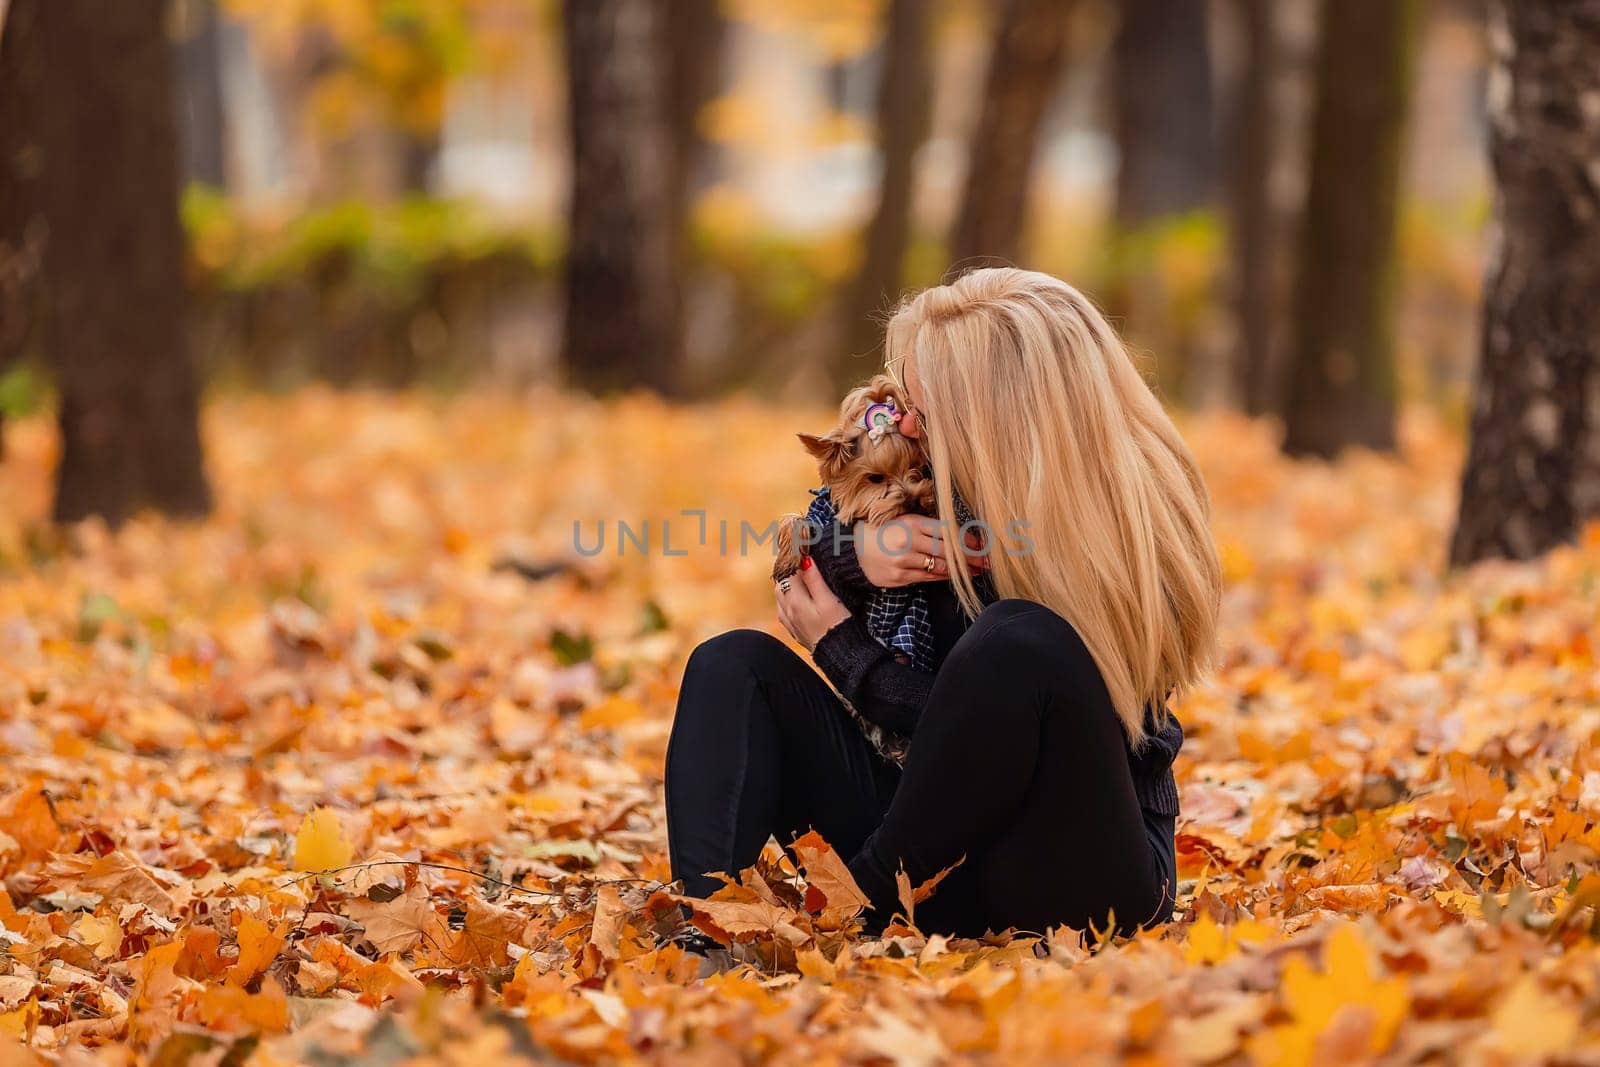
348;883;445;955
292;807;355;872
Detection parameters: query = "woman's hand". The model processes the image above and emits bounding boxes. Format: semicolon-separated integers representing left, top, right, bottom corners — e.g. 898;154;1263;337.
856;516;990;588
776;558;851;651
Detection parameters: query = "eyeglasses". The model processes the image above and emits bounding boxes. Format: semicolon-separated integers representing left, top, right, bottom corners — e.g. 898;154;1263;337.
885;357;926;433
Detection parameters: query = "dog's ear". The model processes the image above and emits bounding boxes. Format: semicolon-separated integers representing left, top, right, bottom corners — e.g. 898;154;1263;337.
798;431;853;475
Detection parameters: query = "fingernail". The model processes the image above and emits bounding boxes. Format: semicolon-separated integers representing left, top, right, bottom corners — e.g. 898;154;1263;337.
801;557;813;570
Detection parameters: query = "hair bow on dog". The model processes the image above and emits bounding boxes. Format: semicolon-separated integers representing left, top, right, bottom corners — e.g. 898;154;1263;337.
862;400;902;444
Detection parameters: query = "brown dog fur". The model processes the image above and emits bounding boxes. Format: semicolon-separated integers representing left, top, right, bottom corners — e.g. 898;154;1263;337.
772;375;933;581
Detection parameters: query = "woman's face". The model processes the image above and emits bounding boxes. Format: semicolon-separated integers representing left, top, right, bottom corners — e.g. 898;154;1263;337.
898;359;926;440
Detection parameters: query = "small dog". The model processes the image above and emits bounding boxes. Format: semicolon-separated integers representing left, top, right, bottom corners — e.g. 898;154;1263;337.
773;374;935;766
772;374;935;581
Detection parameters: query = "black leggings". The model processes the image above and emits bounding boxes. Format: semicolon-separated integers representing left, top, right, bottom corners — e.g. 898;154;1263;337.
665;599;1173;938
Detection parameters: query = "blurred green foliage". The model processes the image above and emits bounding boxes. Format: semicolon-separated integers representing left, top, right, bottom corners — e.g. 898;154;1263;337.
0;363;47;420
183;188;560;296
175;186;1483;399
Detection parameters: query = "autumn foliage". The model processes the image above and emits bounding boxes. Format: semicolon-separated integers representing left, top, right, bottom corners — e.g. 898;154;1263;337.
1;393;1598;1062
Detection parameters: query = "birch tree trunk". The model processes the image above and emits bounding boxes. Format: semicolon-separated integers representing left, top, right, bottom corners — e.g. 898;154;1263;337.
1451;1;1600;564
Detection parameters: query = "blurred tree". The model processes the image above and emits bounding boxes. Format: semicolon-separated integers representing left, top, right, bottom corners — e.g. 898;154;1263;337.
226;0;476;198
1281;0;1418;457
1225;0;1282;416
561;0;680;393
1451;1;1600;565
836;0;933;383
176;0;230;189
1113;0;1215;228
661;0;726;386
662;0;726;236
0;0;212;523
951;0;1073;265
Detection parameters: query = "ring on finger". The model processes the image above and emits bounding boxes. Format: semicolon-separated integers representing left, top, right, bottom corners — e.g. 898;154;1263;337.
778;576;792;593
923;554;937;573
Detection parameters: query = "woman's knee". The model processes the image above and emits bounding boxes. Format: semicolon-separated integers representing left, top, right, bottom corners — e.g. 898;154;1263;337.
670;630;786;776
677;629;810;723
683;628;793;685
960;599;1088;673
943;599;1118;731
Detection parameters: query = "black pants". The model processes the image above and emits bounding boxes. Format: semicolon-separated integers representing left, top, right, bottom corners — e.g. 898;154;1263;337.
665;600;1173;937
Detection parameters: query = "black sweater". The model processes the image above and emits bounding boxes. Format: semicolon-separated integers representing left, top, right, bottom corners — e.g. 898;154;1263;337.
807;520;1183;818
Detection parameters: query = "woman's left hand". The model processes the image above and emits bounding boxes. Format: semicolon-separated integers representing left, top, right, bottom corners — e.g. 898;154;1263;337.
776;559;851;651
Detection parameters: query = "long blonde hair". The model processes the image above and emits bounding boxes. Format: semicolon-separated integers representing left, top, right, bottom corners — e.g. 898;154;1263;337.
885;268;1220;745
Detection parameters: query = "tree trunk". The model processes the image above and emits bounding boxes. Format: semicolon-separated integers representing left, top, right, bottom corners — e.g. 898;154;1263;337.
561;0;681;394
1113;0;1216;228
659;0;725;392
661;0;725;234
175;0;229;189
396;127;439;195
1450;1;1600;565
949;0;1073;266
1281;0;1419;458
836;0;934;384
1226;0;1281;416
0;0;212;524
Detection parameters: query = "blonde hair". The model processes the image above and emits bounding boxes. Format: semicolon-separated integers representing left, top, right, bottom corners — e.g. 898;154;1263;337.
885;268;1221;745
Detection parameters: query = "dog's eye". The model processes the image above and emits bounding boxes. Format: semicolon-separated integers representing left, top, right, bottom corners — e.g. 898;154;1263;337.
867;474;886;484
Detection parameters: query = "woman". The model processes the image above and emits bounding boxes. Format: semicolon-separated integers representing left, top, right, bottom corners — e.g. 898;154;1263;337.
665;268;1221;938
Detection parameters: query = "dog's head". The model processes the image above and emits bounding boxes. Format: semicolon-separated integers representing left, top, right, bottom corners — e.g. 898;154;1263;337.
799;375;935;524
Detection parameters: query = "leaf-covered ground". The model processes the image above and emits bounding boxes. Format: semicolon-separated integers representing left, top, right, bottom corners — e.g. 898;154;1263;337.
1;392;1597;1064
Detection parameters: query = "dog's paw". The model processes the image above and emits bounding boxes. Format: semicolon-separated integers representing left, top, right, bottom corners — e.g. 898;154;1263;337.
771;513;809;581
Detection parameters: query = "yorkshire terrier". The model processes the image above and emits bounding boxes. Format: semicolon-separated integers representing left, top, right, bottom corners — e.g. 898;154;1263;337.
771;374;935;766
772;374;935;582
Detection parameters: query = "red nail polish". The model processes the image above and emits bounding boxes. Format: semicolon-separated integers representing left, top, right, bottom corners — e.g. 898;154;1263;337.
801;556;813;570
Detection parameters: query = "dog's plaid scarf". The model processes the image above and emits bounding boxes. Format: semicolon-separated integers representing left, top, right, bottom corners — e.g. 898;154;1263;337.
805;487;979;673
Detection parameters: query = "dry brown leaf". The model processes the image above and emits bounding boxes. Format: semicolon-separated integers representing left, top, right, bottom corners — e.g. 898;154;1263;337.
78;851;178;918
791;830;869;919
347;884;446;955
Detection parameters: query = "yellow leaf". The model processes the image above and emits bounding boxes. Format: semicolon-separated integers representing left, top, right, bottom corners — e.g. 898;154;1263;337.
228;913;287;987
1490;978;1580;1056
1184;914;1227;964
1185;915;1274;964
0;999;40;1041
578;696;642;731
195;976;290;1033
1260;924;1407;1066
71;913;125;960
132;938;186;1012
293;807;355;872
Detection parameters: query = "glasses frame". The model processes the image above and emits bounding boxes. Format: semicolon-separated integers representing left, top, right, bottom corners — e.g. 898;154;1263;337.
885;356;926;436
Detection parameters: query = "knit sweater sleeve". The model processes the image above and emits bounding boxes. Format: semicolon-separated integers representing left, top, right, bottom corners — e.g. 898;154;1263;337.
811;617;928;737
807;522;875;611
1129;715;1183;816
